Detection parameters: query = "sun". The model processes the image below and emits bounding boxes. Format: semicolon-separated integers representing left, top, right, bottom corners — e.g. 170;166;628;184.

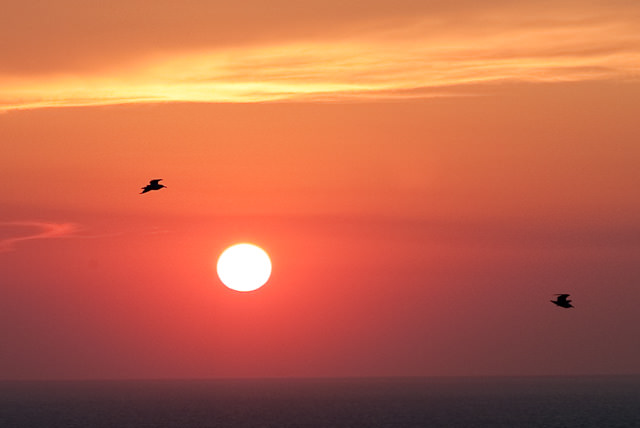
216;243;272;292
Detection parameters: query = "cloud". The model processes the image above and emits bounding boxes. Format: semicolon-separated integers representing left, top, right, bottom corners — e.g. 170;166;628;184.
1;1;639;110
0;221;79;252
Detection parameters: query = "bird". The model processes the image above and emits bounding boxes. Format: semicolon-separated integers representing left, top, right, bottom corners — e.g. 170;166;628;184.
550;294;573;308
140;179;166;194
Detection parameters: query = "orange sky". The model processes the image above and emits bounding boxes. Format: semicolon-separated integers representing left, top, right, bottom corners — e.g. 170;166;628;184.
1;0;639;380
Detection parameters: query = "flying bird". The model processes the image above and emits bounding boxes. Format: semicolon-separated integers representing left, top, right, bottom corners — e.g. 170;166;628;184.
550;294;573;308
140;179;166;194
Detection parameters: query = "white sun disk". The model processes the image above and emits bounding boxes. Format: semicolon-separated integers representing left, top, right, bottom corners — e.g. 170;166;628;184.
216;243;272;292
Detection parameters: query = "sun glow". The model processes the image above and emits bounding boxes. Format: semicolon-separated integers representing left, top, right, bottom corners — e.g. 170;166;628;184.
216;243;272;292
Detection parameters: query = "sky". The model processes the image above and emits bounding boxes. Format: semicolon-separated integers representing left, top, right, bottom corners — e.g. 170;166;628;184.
1;0;639;380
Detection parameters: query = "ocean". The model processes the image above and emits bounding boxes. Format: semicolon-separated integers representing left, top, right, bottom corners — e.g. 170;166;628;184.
1;376;638;427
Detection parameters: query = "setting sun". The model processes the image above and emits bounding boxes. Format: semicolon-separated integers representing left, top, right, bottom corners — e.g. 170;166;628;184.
216;243;272;292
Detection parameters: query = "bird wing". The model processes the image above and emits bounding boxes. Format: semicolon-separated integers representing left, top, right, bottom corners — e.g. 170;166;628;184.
556;294;570;303
149;179;163;185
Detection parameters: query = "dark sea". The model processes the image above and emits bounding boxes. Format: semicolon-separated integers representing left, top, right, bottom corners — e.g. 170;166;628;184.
1;376;638;427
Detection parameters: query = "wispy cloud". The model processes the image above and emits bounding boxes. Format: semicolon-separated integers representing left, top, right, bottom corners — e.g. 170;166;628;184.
0;221;79;252
1;5;639;111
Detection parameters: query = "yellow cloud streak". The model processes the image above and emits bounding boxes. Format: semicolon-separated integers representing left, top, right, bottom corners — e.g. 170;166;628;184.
1;17;638;111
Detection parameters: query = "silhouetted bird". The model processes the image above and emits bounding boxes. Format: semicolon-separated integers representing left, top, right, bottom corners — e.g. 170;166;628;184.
550;294;573;308
140;179;166;194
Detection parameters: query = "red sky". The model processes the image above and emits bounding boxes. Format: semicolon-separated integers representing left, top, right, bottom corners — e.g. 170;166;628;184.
1;0;639;380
